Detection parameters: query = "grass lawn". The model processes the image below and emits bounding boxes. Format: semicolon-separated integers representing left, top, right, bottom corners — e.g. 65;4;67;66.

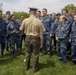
0;43;76;75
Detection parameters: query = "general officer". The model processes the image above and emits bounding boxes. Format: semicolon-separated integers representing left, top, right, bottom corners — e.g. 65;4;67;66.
20;7;45;72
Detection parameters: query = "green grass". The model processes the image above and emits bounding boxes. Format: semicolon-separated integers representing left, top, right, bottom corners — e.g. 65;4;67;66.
0;43;76;75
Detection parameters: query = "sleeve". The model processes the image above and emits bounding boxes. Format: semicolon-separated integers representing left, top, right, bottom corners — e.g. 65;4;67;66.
55;26;59;38
67;17;73;26
4;21;7;34
51;22;58;34
39;21;45;33
58;24;70;40
2;19;7;34
6;24;14;35
50;16;54;34
17;24;21;34
69;24;73;39
69;31;72;39
20;20;25;31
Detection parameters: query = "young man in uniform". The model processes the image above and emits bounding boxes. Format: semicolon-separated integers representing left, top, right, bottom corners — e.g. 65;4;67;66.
0;10;6;56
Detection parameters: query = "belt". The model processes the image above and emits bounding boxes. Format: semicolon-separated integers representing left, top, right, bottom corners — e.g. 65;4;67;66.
26;35;40;39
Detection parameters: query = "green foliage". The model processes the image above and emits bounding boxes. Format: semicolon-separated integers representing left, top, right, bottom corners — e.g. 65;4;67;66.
3;12;30;20
3;14;6;18
62;4;76;16
0;41;76;75
13;12;29;20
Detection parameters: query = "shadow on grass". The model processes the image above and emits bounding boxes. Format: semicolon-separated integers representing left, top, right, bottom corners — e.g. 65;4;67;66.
0;49;26;66
0;56;15;65
0;52;25;65
39;60;56;70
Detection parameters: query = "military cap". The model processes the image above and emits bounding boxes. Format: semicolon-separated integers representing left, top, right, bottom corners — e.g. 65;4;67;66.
29;7;38;12
6;11;11;14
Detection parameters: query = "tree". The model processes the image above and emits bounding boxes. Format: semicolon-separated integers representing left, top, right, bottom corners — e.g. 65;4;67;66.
13;12;29;20
3;12;30;20
62;4;76;16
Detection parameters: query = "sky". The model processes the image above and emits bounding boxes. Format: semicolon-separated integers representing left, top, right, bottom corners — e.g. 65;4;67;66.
0;0;76;14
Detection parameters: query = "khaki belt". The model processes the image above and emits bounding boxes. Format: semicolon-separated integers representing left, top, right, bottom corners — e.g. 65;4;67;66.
26;35;40;39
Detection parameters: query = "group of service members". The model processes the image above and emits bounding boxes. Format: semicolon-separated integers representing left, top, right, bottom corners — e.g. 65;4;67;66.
0;7;76;72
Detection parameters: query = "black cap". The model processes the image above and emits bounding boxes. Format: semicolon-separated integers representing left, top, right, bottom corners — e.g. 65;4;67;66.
6;11;11;15
29;7;38;12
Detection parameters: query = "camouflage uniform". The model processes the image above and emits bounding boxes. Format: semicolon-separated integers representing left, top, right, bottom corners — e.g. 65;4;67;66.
18;20;25;41
66;16;73;54
52;19;60;34
52;19;60;49
40;15;53;55
0;18;6;56
55;22;70;63
7;21;21;55
18;20;25;51
4;17;11;51
70;22;76;62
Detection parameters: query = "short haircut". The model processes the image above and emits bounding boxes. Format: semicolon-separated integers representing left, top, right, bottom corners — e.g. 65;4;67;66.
29;10;37;15
62;15;68;21
62;9;68;13
37;10;41;13
42;8;47;12
11;14;15;18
